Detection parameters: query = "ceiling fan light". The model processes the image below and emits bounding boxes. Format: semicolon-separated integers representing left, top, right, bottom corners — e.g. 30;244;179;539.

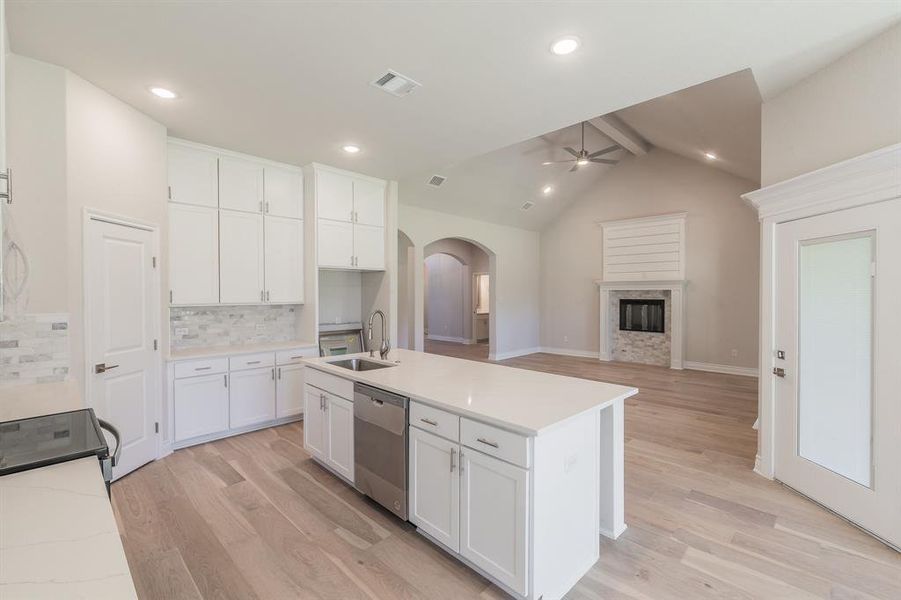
577;158;589;166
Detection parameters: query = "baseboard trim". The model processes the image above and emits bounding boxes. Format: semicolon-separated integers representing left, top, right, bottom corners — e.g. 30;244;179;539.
426;334;470;344
753;454;773;480
684;361;758;377
599;523;628;540
538;346;600;359
490;347;542;361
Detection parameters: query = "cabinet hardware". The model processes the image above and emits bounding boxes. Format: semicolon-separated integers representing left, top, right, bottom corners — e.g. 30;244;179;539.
259;201;263;212
271;368;275;380
459;450;464;474
290;355;303;360
265;201;270;213
94;363;119;374
450;448;456;473
170;290;173;303
773;367;786;378
420;418;438;427
277;367;281;379
246;360;261;365
154;422;159;434
152;256;157;268
195;366;212;371
350;209;354;221
476;437;499;448
0;169;11;204
224;374;228;387
167;185;171;200
266;290;270;302
153;339;158;351
350;255;354;266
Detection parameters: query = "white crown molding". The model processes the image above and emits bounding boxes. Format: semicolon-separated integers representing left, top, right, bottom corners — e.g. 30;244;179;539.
168;136;304;172
743;143;901;222
595;279;687;290
683;361;758;378
305;161;388;185
594;211;687;229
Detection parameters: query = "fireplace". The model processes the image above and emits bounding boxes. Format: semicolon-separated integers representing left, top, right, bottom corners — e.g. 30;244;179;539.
619;299;665;333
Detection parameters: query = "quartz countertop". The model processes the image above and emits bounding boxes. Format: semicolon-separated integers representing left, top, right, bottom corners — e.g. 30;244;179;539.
168;339;318;361
305;349;637;435
0;382;138;599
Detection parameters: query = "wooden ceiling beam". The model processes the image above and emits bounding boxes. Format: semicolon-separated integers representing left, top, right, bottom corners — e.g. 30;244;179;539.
588;115;649;156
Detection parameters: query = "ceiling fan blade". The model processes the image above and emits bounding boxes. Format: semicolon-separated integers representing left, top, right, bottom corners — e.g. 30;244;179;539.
543;159;576;164
563;147;580;158
569;163;580;172
590;158;618;165
588;145;619;158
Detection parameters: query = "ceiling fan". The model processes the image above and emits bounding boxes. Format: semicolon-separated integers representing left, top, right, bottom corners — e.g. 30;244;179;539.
543;121;619;172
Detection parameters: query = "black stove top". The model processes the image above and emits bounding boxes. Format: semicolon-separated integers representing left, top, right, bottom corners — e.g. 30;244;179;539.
0;408;110;476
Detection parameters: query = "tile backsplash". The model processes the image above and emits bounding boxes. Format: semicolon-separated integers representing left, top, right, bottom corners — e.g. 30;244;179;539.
170;305;300;349
0;313;70;387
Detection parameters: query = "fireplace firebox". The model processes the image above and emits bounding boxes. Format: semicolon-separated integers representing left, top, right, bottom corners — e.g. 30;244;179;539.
619;299;665;333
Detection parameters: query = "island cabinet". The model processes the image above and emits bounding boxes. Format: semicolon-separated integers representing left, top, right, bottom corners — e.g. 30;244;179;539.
303;369;355;483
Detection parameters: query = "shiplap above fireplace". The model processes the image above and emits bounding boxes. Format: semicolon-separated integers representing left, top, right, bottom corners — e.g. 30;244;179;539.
599;212;686;281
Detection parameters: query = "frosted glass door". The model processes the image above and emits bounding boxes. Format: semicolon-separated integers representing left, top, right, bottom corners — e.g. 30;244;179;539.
798;234;872;487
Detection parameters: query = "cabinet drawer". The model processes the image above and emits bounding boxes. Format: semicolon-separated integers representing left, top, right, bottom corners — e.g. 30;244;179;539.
229;352;275;371
305;367;353;401
173;357;228;379
411;401;459;442
276;346;318;365
461;418;530;469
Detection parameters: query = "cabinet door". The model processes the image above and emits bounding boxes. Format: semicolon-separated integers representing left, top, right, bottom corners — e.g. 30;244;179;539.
219;156;264;213
353;179;385;227
169;203;219;304
220;209;264;303
326;393;355;483
276;363;304;418
410;427;460;552
354;224;385;270
460;450;529;596
318;219;354;269
229;367;276;429
317;169;354;222
264;215;304;304
264;166;303;219
174;373;229;442
304;386;326;460
168;144;218;207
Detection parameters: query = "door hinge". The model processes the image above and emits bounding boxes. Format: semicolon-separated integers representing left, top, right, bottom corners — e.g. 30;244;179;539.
154;422;159;434
152;256;157;268
153;339;158;351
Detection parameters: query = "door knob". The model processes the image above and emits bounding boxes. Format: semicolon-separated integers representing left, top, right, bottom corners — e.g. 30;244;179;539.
94;363;120;374
772;367;786;378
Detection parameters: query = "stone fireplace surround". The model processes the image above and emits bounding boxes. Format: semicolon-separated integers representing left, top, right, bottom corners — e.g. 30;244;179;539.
596;280;686;369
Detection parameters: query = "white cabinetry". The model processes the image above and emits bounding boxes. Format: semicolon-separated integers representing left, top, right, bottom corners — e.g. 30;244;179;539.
352;178;386;227
410;427;460;551
304;387;327;459
219;156;264;213
303;369;355;484
317;219;355;269
169;203;219;305
228;366;276;428
219;210;265;303
316;169;354;222
173;372;229;442
167;144;218;207
325;393;355;482
264;216;304;303
276;363;305;418
264;166;303;218
353;224;386;270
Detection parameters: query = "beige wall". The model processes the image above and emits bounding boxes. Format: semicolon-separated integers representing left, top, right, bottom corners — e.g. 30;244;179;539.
761;24;901;186
541;148;760;369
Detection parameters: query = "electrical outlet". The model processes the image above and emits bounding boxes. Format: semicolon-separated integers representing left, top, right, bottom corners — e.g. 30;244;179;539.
174;327;188;336
731;349;739;358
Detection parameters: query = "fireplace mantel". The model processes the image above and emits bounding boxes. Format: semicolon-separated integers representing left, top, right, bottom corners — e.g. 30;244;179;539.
595;280;687;369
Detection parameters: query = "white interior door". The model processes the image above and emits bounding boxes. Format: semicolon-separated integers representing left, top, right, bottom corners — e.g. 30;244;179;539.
775;198;901;549
86;217;159;479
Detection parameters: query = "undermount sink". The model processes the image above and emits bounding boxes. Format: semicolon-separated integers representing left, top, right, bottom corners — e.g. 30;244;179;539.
328;358;395;372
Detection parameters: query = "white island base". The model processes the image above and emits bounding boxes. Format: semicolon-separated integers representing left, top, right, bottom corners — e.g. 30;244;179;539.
303;350;636;600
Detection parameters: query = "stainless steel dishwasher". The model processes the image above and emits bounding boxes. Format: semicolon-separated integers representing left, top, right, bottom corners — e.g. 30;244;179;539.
353;382;409;520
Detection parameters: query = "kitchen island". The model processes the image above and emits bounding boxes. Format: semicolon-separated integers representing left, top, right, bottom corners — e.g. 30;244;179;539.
303;349;637;600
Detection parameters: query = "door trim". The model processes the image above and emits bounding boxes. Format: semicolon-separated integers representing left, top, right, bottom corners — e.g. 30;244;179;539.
82;208;162;462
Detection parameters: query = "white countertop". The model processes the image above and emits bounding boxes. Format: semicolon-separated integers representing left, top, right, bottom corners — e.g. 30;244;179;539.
305;349;637;435
0;382;138;599
168;339;318;361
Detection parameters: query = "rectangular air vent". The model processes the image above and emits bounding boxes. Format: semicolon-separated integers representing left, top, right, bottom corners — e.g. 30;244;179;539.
521;201;535;211
371;69;421;97
427;175;446;187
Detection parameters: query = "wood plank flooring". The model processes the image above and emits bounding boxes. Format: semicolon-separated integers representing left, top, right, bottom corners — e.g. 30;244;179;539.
112;342;901;599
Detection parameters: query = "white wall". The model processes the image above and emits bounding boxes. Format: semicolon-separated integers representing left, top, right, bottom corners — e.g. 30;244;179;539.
398;204;540;359
541;148;760;369
425;253;466;341
397;231;414;349
761;24;901;186
318;270;362;325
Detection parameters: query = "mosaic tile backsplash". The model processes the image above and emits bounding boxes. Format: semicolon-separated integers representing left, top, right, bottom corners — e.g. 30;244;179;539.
170;305;300;349
0;313;70;387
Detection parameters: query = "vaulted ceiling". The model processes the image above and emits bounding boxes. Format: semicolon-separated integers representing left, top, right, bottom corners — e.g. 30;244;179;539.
7;1;899;182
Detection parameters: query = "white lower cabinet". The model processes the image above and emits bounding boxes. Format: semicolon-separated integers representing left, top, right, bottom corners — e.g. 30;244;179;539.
229;366;276;429
410;427;460;551
277;363;305;418
460;448;529;596
173;373;229;442
303;387;327;460
303;374;355;484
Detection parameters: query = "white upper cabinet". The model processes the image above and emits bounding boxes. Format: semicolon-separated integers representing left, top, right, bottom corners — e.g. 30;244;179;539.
219;210;264;303
317;169;354;222
318;219;355;269
169;203;219;305
168;144;218;207
219;156;264;213
264;215;304;303
353;179;386;227
264;166;303;219
353;224;385;270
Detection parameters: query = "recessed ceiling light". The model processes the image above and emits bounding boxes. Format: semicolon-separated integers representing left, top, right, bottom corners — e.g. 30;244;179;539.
704;151;718;160
149;86;177;99
542;185;553;195
550;36;580;56
342;145;361;154
542;161;553;166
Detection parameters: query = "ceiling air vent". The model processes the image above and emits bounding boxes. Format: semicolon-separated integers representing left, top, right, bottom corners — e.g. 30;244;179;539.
427;175;446;188
371;69;421;97
521;201;535;211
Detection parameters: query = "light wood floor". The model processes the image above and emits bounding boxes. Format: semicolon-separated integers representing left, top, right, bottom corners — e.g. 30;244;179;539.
112;342;901;599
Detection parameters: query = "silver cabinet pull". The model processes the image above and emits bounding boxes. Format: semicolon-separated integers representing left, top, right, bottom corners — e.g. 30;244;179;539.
195;366;212;371
420;418;438;427
459;450;464;474
260;290;264;302
224;374;228;388
266;290;270;302
450;447;456;473
277;367;281;379
170;290;173;303
0;169;11;204
271;368;275;380
476;437;499;448
265;201;270;213
290;355;303;360
259;201;263;212
246;360;261;365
